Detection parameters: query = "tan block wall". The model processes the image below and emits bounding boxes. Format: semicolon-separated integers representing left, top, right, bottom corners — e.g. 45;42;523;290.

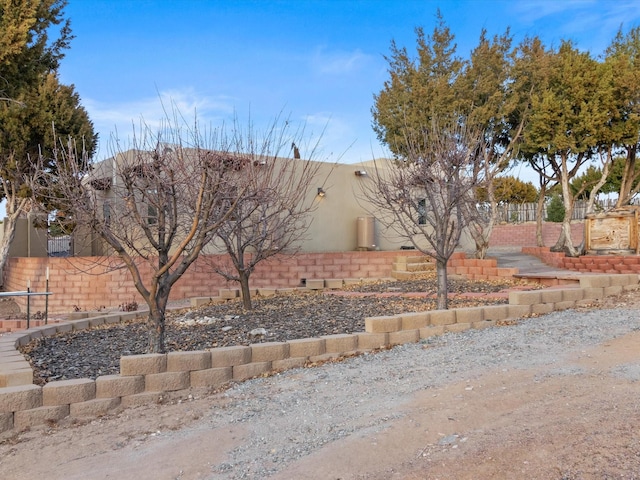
70;397;121;418
356;332;388;350
508;290;542;305
14;405;69;430
0;412;12;431
42;379;95;406
190;367;232;388
144;371;190;392
120;354;167;376
272;357;307;371
95;375;144;398
250;342;289;362
400;312;430;330
429;310;456;326
167;351;211;372
287;338;325;357
233;361;272;381
365;316;401;333
211;346;251;367
454;307;484;324
483;305;509;320
321;334;358;353
540;289;563;303
388;329;420;346
0;384;42;413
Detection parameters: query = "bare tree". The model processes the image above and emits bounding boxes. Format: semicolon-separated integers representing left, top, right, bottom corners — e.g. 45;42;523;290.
34;116;248;353
362;118;485;309
211;119;327;309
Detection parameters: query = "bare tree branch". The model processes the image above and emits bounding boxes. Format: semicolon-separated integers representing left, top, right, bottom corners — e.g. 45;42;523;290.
32;112;253;353
360;116;485;309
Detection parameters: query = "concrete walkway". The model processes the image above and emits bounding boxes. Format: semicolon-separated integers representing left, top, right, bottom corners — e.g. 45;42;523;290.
487;248;581;280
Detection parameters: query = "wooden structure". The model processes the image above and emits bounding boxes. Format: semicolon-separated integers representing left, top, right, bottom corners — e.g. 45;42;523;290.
584;207;640;255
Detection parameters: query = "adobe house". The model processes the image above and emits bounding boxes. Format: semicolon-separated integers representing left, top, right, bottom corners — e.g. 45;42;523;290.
71;150;475;256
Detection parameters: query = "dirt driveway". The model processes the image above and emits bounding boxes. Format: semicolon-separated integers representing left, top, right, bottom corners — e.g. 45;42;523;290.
1;296;640;479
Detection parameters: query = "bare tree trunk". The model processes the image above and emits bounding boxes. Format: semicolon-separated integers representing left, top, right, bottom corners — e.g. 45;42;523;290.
465;194;495;260
146;282;170;353
617;148;636;207
239;270;252;310
535;188;546;247
436;258;448;310
0;197;30;283
0;216;17;283
578;148;612;253
147;309;166;353
552;157;579;256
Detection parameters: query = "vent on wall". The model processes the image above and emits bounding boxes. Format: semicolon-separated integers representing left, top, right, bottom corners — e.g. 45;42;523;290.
356;216;376;250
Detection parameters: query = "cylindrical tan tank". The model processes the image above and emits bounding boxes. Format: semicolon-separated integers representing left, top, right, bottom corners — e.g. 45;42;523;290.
357;216;376;250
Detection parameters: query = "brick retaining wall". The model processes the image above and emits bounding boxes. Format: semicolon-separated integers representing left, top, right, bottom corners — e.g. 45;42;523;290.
489;221;584;248
524;246;640;274
0;252;522;332
3;251;400;315
1;273;638;434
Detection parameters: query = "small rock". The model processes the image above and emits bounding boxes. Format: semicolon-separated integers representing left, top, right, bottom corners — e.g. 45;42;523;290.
438;434;459;446
249;328;267;340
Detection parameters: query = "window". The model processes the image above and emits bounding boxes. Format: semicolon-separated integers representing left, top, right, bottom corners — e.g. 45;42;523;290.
417;199;426;225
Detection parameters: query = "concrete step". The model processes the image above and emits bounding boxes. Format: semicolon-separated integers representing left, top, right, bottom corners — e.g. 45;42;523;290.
392;255;435;278
406;262;435;272
391;269;436;280
395;255;433;264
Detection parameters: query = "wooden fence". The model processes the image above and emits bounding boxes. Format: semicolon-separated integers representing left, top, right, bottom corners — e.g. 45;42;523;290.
491;198;625;224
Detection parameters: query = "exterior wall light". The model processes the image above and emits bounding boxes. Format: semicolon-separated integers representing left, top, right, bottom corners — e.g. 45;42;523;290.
317;187;326;197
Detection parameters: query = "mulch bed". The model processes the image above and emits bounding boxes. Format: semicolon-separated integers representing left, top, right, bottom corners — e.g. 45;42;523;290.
20;274;533;385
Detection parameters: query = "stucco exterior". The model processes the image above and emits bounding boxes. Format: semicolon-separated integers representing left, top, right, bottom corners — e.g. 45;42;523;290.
7;151;473;259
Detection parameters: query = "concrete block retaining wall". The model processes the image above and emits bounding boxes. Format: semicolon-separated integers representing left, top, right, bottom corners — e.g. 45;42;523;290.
0;273;637;434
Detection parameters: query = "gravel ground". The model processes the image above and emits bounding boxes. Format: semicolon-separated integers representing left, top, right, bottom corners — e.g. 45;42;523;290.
204;305;640;479
3;282;640;479
20;275;524;384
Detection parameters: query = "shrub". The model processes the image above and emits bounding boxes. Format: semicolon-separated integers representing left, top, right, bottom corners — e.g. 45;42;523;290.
546;194;565;222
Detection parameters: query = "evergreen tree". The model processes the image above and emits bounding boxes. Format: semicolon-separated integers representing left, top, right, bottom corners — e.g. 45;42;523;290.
0;0;96;276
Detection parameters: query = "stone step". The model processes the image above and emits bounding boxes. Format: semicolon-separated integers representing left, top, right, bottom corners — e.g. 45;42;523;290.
392;254;435;277
406;262;435;272
391;270;436;280
395;255;433;264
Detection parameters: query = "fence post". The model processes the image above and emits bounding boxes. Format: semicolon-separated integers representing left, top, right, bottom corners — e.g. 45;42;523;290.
26;281;30;329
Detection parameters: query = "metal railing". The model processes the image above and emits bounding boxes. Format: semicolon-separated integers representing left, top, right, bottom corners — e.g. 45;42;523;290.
0;290;53;328
48;235;73;257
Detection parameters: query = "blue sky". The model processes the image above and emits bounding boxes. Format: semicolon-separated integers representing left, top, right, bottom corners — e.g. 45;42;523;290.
59;0;640;166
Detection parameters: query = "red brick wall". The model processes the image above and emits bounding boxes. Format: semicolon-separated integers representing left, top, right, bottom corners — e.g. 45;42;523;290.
489;221;584;248
4;251;401;314
524;246;640;274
